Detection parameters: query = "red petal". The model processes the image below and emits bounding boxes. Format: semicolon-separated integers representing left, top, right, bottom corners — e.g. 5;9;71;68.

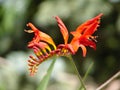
79;36;96;50
71;13;103;36
66;44;75;55
83;21;99;35
55;16;69;44
34;42;51;52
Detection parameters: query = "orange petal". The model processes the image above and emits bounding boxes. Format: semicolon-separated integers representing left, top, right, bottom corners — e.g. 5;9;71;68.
70;37;80;53
27;23;56;49
70;37;88;56
83;21;99;35
39;31;56;49
27;23;38;32
55;16;69;44
79;44;87;57
71;13;103;36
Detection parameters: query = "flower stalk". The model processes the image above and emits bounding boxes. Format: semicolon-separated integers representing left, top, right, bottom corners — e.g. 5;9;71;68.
68;55;86;90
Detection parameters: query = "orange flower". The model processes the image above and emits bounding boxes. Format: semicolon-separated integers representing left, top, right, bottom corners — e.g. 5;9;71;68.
25;23;57;76
25;23;56;49
55;13;103;57
25;14;103;76
70;13;103;57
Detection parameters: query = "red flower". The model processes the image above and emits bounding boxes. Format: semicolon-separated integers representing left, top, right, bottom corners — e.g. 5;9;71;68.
25;23;56;76
25;14;103;76
55;13;103;57
25;23;56;49
70;13;103;57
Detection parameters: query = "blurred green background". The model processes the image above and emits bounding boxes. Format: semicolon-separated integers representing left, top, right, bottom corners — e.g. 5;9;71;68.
0;0;120;90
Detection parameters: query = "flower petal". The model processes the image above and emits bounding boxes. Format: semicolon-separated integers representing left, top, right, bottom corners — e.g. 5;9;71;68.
83;21;99;35
34;42;51;52
28;55;40;76
83;14;102;35
55;16;69;44
57;44;75;55
79;36;96;50
79;44;87;57
39;31;56;49
70;37;80;52
27;23;56;49
71;13;103;36
27;23;38;32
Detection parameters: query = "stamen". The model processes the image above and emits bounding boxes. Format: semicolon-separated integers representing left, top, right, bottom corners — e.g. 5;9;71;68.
24;29;34;33
89;36;98;42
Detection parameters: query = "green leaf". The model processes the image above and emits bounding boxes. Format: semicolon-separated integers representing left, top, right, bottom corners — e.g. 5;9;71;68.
37;56;57;90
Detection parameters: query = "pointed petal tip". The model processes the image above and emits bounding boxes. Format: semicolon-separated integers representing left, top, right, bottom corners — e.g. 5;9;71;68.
54;16;61;22
55;15;69;44
95;13;103;20
79;45;87;57
54;16;60;19
98;13;103;17
70;31;76;36
26;23;38;31
90;43;96;51
27;22;32;27
54;16;58;19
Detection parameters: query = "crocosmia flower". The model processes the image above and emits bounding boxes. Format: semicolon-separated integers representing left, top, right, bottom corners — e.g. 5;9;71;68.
25;23;56;76
25;23;56;49
25;13;103;76
70;13;103;57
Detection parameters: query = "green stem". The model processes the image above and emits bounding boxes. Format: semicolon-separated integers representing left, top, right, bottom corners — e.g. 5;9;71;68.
68;55;86;90
83;62;94;81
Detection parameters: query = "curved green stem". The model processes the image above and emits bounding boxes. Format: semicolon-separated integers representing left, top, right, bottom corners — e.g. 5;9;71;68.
68;55;86;90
